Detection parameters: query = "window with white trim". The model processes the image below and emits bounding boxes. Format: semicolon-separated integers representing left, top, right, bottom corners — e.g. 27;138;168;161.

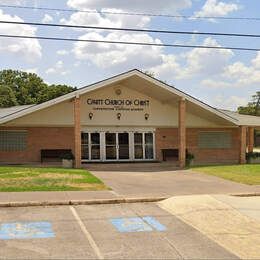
198;131;232;149
0;131;27;151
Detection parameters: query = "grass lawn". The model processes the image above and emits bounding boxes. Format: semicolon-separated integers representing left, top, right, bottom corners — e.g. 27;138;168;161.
0;166;108;192
191;164;260;185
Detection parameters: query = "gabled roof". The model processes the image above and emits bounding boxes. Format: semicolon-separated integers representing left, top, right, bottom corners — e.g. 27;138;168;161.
0;105;33;119
0;69;248;125
218;109;260;127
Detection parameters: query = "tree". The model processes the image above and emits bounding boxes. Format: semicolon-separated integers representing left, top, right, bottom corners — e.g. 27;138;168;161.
0;70;76;108
0;85;18;107
238;92;260;116
143;70;155;77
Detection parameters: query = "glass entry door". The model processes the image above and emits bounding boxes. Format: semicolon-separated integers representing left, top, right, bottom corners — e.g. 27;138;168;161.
82;131;154;162
105;133;117;160
105;132;130;160
118;133;129;159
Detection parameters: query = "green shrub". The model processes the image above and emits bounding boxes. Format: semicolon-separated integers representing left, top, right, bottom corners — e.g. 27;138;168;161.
246;152;260;163
60;151;75;160
186;152;195;167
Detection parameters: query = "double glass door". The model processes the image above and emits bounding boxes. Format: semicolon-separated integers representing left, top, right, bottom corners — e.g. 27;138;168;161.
106;133;129;160
81;131;154;162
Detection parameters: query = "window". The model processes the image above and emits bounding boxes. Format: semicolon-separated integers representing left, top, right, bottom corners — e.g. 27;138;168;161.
0;131;27;151
145;133;154;159
90;133;100;160
81;133;89;160
198;132;232;149
134;133;143;159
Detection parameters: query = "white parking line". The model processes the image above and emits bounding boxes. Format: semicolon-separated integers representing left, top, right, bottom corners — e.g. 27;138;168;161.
70;206;104;260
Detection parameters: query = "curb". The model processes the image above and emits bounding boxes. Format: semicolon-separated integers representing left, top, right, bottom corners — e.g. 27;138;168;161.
0;197;168;208
230;192;260;197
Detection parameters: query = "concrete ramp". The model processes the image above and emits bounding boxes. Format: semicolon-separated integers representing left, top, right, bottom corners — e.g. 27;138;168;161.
158;194;260;259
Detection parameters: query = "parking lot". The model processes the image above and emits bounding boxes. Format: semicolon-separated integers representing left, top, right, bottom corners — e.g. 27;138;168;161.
0;202;237;259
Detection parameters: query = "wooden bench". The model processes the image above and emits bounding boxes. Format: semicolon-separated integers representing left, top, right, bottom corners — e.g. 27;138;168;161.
162;149;178;161
41;149;72;163
162;149;189;161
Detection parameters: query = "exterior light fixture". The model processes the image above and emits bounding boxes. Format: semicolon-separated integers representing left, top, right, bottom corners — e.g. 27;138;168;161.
117;113;121;120
115;88;122;96
89;112;93;120
145;113;149;120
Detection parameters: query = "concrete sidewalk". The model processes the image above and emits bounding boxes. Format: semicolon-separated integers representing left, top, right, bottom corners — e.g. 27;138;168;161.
91;168;260;197
0;167;259;207
0;190;168;207
159;194;260;259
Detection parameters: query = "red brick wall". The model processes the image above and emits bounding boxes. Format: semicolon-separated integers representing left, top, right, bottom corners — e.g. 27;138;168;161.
0;126;240;165
0;127;74;164
156;128;240;164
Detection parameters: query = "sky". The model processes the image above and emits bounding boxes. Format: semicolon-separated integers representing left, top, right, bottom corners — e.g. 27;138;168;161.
0;0;260;110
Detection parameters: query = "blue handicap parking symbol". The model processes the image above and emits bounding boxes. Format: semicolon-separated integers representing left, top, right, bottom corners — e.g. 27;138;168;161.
0;221;55;240
110;216;166;233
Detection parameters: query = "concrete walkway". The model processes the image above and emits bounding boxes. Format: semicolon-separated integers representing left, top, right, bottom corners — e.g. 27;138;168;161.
159;195;260;259
0;166;259;206
90;166;260;197
0;190;117;204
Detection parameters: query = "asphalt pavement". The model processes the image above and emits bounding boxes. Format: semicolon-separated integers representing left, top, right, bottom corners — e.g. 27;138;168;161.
0;202;237;259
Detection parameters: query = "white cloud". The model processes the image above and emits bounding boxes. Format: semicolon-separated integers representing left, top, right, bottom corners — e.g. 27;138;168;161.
56;60;63;69
61;8;151;30
213;94;248;110
45;67;55;74
62;0;192;31
0;9;41;62
199;51;260;90
23;68;38;74
73;32;163;69
67;0;192;13
151;37;233;80
45;60;70;75
201;79;233;88
73;61;81;67
251;52;260;69
180;37;233;78
223;57;260;85
42;14;53;23
194;0;239;19
56;49;70;56
151;54;182;80
0;0;24;4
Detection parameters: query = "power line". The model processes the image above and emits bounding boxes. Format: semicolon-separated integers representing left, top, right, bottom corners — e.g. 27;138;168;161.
1;20;260;38
0;34;259;52
0;4;260;21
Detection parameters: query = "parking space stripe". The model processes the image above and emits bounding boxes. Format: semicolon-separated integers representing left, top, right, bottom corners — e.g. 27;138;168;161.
70;206;104;260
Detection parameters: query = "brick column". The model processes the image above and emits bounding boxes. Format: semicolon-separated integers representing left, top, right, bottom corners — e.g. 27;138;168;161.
178;98;186;168
239;126;247;164
74;96;81;168
248;127;254;153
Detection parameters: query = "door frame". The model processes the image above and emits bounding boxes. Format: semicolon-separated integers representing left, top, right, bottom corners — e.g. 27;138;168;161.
81;127;156;162
104;132;130;162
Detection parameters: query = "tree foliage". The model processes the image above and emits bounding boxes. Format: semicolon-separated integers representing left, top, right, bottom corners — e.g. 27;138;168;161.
238;92;260;116
0;70;76;108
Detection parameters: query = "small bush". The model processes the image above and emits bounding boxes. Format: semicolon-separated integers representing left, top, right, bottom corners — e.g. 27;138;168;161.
246;152;260;163
186;152;195;167
60;151;75;160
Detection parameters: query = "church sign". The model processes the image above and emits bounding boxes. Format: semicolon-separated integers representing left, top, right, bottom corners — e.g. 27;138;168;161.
86;98;150;111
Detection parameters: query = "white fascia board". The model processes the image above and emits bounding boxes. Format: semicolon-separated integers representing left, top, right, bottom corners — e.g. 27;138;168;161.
0;70;137;124
133;71;239;125
0;91;77;124
0;69;238;125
